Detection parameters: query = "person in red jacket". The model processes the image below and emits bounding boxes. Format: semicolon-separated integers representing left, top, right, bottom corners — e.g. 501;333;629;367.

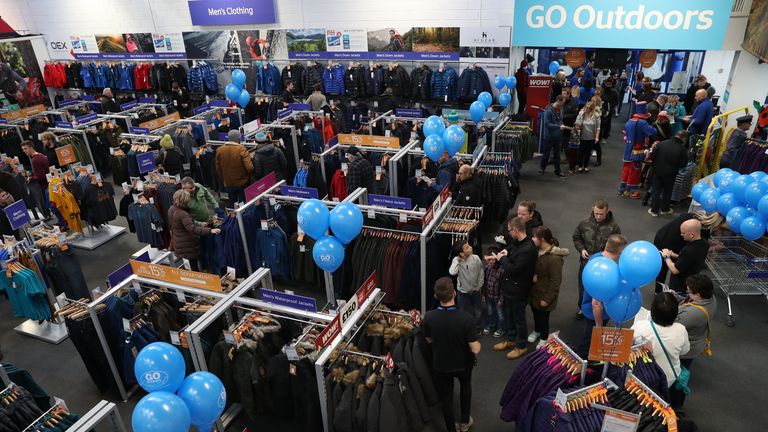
21;140;50;219
515;60;531;114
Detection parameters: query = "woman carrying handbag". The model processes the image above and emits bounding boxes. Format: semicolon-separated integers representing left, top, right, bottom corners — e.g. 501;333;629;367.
574;97;601;172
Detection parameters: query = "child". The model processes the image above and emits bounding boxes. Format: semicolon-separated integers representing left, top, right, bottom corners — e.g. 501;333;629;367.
482;247;506;337
449;240;485;327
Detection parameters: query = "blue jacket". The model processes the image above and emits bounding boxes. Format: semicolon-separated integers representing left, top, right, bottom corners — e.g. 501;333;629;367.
542;105;562;142
187;65;204;93
202;63;218;94
254;228;290;280
431;67;458;101
689;98;714;135
120;65;135;90
257;63;282;95
322;64;346;96
458;66;491;101
364;66;385;97
623;118;656;162
432;158;458;193
578;86;595;106
95;64;109;89
81;64;95;89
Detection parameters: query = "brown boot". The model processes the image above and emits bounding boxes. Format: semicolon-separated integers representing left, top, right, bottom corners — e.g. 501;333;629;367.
506;347;528;360
494;340;514;351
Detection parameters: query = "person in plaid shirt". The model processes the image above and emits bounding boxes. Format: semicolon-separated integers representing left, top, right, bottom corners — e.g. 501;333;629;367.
482;246;506;338
345;146;375;193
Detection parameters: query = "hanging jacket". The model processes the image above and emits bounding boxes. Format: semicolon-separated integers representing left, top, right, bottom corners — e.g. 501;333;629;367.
95;63;109;88
344;66;366;98
303;64;325;95
430;67;458;101
385;66;410;98
187;65;204;93
202;62;218;94
80;64;95;89
410;66;432;101
458;66;491;101
134;63;151;90
281;63;305;95
120;64;135;90
323;64;346;96
364;66;385;97
257;63;282;95
65;63;83;88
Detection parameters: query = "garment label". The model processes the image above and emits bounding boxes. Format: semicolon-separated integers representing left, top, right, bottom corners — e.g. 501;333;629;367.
223;331;236;345
176;289;186;303
261;220;269;230
226;266;236;281
376;166;382;180
170;331;180;346
415;169;422;179
554;388;567;411
399;213;407;223
299;245;306;253
53;396;69;412
368;209;375;219
269;197;277;206
285;346;299;361
122;318;131;333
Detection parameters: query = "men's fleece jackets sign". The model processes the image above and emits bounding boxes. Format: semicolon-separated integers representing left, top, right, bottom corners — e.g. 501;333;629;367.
215;143;254;188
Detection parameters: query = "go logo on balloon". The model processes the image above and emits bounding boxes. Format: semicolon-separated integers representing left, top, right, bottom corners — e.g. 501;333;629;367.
218;389;226;410
319;254;335;264
140;370;170;389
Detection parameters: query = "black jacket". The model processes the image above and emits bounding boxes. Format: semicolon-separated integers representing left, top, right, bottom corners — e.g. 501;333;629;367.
101;96;121;114
499;236;538;301
385;66;411;98
562;98;579;127
500;210;543;245
155;147;185;176
651;137;688;179
410;66;432;101
281;63;306;95
455;175;482;207
252;143;288;181
303;64;324;96
344;66;366;99
377;93;398;113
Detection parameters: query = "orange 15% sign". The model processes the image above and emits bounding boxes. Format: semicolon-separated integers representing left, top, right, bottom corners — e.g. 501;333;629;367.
129;260;222;292
588;327;633;363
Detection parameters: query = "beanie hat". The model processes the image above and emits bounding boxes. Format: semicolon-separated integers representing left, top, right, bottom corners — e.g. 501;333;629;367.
447;110;459;123
255;132;267;143
228;129;241;143
160;134;174;149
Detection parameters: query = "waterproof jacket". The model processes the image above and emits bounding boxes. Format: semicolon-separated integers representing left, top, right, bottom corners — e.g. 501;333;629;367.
168;205;212;259
364;65;385;97
572;211;621;260
257;63;282;95
454;175;482;207
215;143;255;188
385;66;411;98
280;63;305;95
187;183;219;222
344;66;366;98
431;67;458;101
322;64;346;96
499;236;538;301
458;66;491;101
252;143;288;181
530;246;569;311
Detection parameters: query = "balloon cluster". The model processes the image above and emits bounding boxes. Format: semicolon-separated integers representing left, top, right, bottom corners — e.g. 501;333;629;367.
421;115;465;162
493;75;517;109
582;241;662;323
132;343;226;432
297;200;364;272
692;168;768;241
225;69;250;108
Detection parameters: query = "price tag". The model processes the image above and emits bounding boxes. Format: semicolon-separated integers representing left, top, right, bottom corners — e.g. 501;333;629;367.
170;331;180;345
223;331;236;345
554;388;567;410
418;207;426;212
341;163;348;173
53;396;69;412
269;197;277;206
415;169;422;179
299;245;306;253
297;227;304;242
109;147;115;155
132;281;141;293
260;220;269;230
226;266;236;281
220;192;229;200
182;259;191;270
132;346;139;358
385;130;392;137
595;405;641;432
376;166;382;181
176;289;186;302
399;213;407;223
122;318;131;333
92;288;103;300
332;197;339;202
285;346;299;361
368;209;375;219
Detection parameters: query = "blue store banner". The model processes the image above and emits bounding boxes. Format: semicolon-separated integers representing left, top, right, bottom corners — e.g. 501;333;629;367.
188;0;276;26
512;0;730;50
107;251;151;288
3;200;30;230
261;289;317;312
76;113;98;123
369;194;412;210
136;152;157;174
129;127;150;134
282;186;319;199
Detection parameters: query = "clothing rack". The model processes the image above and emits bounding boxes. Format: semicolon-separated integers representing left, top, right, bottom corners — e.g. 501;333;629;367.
21;399;68;432
555;378;619;412
151;117;210;144
388;140;420;196
367;110;499;132
625;370;678;431
187;104;243;130
185;267;334;432
548;332;588;386
244;120;301;168
66;400;127;432
0;123;24;141
322;141;413;196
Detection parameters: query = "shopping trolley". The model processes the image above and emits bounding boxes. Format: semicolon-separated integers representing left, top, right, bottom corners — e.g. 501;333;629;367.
705;236;768;327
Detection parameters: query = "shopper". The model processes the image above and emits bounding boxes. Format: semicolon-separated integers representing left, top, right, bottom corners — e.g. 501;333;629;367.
0;188;21;238
215;129;254;204
574;97;601;172
653;212;722;289
422;277;481;432
282;80;296;105
528;226;569;348
720;115;753;169
168;189;221;271
648;131;688;217
345;146;375;193
562;86;580;174
661;219;710;294
671;274;716;409
572;199;621;319
631;292;690;392
429;151;459;193
494;217;538;360
684;75;715;114
100;88;120;114
599;79;620;147
498;200;543;245
181;177;220;223
620;110;656;199
21;140;50;219
449;240;485;327
171;81;192;117
577;234;626;357
577;81;595;110
570;68;584;87
252;131;287;181
454;165;482;207
306;83;327;111
482;246;505;338
40;132;59;168
155;134;185;177
686;90;714;137
665;95;687;135
515;60;530;114
539;95;569;178
551;71;566;103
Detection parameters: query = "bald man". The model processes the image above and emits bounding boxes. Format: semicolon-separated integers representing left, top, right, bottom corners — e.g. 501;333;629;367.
661;219;710;293
454;165;482;207
687;89;714;136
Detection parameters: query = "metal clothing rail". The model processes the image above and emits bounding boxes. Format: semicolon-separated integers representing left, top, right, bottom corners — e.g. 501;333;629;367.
550;332;588;386
0;123;24;141
321;141;415;197
45;127;96;167
66;400;127;432
188;105;243;128
151;117;210;145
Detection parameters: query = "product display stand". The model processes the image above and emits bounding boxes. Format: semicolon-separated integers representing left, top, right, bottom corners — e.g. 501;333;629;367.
549;332;588;386
0;123;25;141
70;224;127;251
151;117;211;145
244;121;301;167
188;104;243;130
185;267;335;432
387;145;486;194
367;108;501;135
67;400;128;432
44;127;97;166
49;101;93;121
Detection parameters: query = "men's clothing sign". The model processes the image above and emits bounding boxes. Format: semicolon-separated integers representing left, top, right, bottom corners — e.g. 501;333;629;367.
136;152;157;174
188;0;276;26
3;200;30;230
512;0;731;50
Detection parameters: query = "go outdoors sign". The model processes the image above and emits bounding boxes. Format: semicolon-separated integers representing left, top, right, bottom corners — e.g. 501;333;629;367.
513;0;730;50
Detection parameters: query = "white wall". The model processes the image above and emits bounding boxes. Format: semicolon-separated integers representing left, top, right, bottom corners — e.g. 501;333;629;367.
723;50;768;118
701;51;736;98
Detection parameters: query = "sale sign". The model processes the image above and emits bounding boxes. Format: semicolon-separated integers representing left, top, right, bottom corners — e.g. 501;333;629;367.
588;327;633;363
315;271;377;350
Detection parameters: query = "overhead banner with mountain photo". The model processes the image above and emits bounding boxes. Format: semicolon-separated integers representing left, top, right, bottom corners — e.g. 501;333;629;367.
70;33;187;60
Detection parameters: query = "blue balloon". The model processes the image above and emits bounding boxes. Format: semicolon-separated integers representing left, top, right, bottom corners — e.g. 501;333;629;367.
549;61;560;76
618;240;662;288
759;195;768;220
225;83;240;101
176;372;226;428
494;76;506;90
498;92;512;108
604;289;643;324
749;171;767;182
423;115;445;137
505;75;517;89
713;168;734;187
741;216;766;241
744;181;768;208
582;256;621;302
237;89;250;108
330;202;363;244
132;392;190;432
699;188;721;213
442;125;465;156
716;192;738;216
313;236;345;272
423;135;446;162
726;206;750;234
731;174;755;203
718;172;738;193
297;199;330;240
478;92;493;108
134;342;185;394
469;101;486;123
691;182;708;202
231;69;246;88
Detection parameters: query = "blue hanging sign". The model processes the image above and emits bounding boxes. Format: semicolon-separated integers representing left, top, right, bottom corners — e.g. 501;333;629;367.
188;0;276;26
129;127;151;135
138;97;156;104
3;200;30;230
395;109;422;118
58;99;80;108
209;100;230;107
120;101;138;111
80;95;96;101
260;289;317;312
288;103;311;111
76;113;98;124
137;152;157;174
107;251;151;288
282;186;319;199
55;121;74;129
194;104;211;115
369;194;412;210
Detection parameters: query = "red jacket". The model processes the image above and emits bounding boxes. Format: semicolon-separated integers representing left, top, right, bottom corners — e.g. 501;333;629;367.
44;63;67;88
134;64;152;90
329;169;347;201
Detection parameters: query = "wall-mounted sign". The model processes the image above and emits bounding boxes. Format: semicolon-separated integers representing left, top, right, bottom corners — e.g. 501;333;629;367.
565;48;586;67
512;0;731;50
188;0;276;26
639;49;658;68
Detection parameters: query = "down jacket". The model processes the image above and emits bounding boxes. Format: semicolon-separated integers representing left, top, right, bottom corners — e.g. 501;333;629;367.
252;143;288;181
410;66;432;101
303;64;325;95
323;64;346;95
281;63;305;95
345;66;366;98
458;66;491;101
431;67;458;101
169;205;212;259
572;211;622;260
257;63;282;95
385;65;410;98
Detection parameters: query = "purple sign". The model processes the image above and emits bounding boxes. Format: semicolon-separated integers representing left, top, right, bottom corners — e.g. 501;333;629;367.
278;109;292;119
129;127;150;134
120;101;138;111
76;113;98;124
395;109;422;118
288;103;311;111
219;132;228;141
369;194;412;210
80;95;96;101
194;104;211;115
137;152;157;174
138;97;157;104
287;51;458;61
210;100;230;107
55;121;73;129
73;52;186;61
3;200;30;230
58;99;79;108
188;0;276;26
261;289;317;312
282;186;319;199
107;251;150;288
0;118;8;124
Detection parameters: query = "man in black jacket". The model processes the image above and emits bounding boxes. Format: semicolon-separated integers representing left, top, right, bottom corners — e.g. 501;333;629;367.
494;217;538;360
649;131;688;217
454;165;482;207
100;88;120;114
252;132;288;181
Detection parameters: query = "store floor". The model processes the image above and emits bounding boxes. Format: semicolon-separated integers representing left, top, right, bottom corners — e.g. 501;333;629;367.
2;117;767;431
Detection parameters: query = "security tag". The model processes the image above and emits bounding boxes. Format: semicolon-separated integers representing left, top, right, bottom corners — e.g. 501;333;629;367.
176;289;186;302
261;220;269;230
368;209;375;219
269;197;277;206
376;166;382;180
299;245;306;253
